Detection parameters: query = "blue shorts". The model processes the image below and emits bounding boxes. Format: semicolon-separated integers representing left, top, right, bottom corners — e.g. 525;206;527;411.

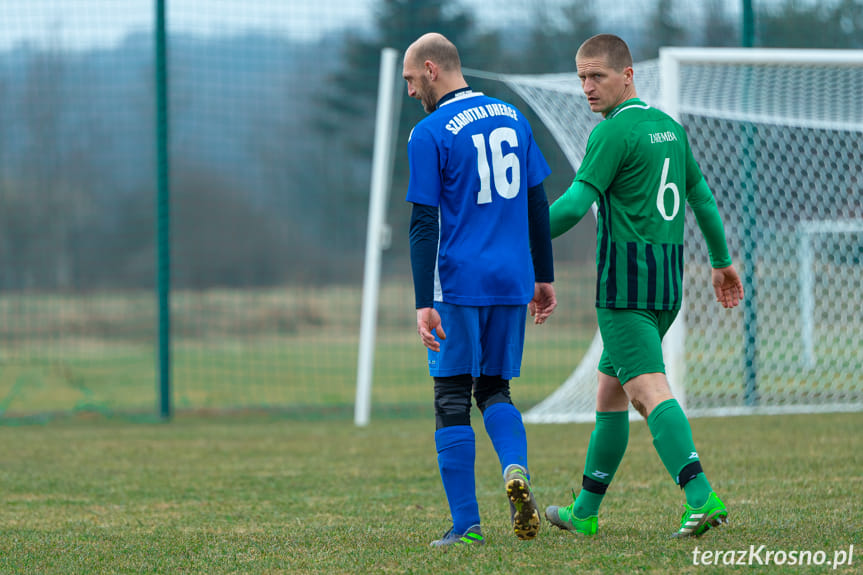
428;302;527;379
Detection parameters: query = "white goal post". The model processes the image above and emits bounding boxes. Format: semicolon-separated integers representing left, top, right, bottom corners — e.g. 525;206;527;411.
798;219;863;369
355;48;402;426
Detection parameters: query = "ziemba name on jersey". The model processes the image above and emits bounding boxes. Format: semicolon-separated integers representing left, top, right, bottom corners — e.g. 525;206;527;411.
445;103;519;136
648;131;679;144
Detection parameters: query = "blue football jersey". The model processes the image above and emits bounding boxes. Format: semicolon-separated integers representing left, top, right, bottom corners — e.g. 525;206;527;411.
406;90;551;306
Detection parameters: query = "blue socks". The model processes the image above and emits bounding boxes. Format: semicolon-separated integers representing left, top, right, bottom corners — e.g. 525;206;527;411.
482;402;529;476
436;404;529;533
435;425;480;533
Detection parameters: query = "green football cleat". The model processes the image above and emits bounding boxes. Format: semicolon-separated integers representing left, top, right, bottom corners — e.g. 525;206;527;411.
544;490;598;536
672;491;728;538
430;524;485;547
504;464;541;540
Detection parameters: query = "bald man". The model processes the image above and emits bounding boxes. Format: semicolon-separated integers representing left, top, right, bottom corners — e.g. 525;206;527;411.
403;33;557;547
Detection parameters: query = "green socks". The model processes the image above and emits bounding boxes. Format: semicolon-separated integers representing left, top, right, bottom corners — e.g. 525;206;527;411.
573;410;629;518
573;400;714;516
647;398;713;508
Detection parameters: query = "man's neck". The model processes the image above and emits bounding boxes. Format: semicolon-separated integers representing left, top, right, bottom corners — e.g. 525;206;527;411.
604;91;639;117
434;77;469;106
436;86;472;109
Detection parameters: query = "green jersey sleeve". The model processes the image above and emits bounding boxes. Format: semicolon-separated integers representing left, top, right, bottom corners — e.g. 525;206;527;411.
549;179;600;239
687;177;732;268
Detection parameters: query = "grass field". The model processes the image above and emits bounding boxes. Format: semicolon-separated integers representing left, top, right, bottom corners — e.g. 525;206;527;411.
0;271;599;419
2;267;859;420
1;411;860;574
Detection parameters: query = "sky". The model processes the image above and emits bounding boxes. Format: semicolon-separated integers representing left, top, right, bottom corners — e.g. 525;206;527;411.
0;0;374;49
0;0;786;52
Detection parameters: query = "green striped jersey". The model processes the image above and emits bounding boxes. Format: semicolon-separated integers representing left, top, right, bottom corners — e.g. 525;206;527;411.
576;98;704;310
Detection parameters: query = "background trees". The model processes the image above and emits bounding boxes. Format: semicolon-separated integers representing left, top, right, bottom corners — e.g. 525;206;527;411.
0;0;860;290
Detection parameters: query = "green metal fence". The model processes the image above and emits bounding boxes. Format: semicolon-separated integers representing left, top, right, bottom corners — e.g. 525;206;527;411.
0;0;860;422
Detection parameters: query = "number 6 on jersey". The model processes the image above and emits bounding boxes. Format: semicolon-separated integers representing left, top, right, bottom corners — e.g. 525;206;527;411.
656;156;680;221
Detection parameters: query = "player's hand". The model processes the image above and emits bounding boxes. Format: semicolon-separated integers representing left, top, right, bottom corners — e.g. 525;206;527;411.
712;265;744;309
529;282;557;325
416;307;445;351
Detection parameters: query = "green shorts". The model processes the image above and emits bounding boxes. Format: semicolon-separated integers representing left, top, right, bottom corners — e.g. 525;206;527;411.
596;307;680;385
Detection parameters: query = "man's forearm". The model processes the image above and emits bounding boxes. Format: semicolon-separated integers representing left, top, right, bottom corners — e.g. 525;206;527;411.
550;179;600;238
688;178;732;268
409;203;438;308
528;182;554;282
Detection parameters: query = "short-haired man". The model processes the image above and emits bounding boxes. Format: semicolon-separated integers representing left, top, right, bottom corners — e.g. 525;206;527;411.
544;33;744;539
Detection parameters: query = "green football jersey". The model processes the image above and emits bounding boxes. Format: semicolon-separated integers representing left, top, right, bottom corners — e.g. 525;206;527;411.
576;98;704;310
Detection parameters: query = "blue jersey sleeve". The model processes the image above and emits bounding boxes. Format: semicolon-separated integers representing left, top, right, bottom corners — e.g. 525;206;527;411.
524;125;552;189
406;126;442;207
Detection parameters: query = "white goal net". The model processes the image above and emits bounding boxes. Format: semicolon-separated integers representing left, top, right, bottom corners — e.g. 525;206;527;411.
467;48;863;422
